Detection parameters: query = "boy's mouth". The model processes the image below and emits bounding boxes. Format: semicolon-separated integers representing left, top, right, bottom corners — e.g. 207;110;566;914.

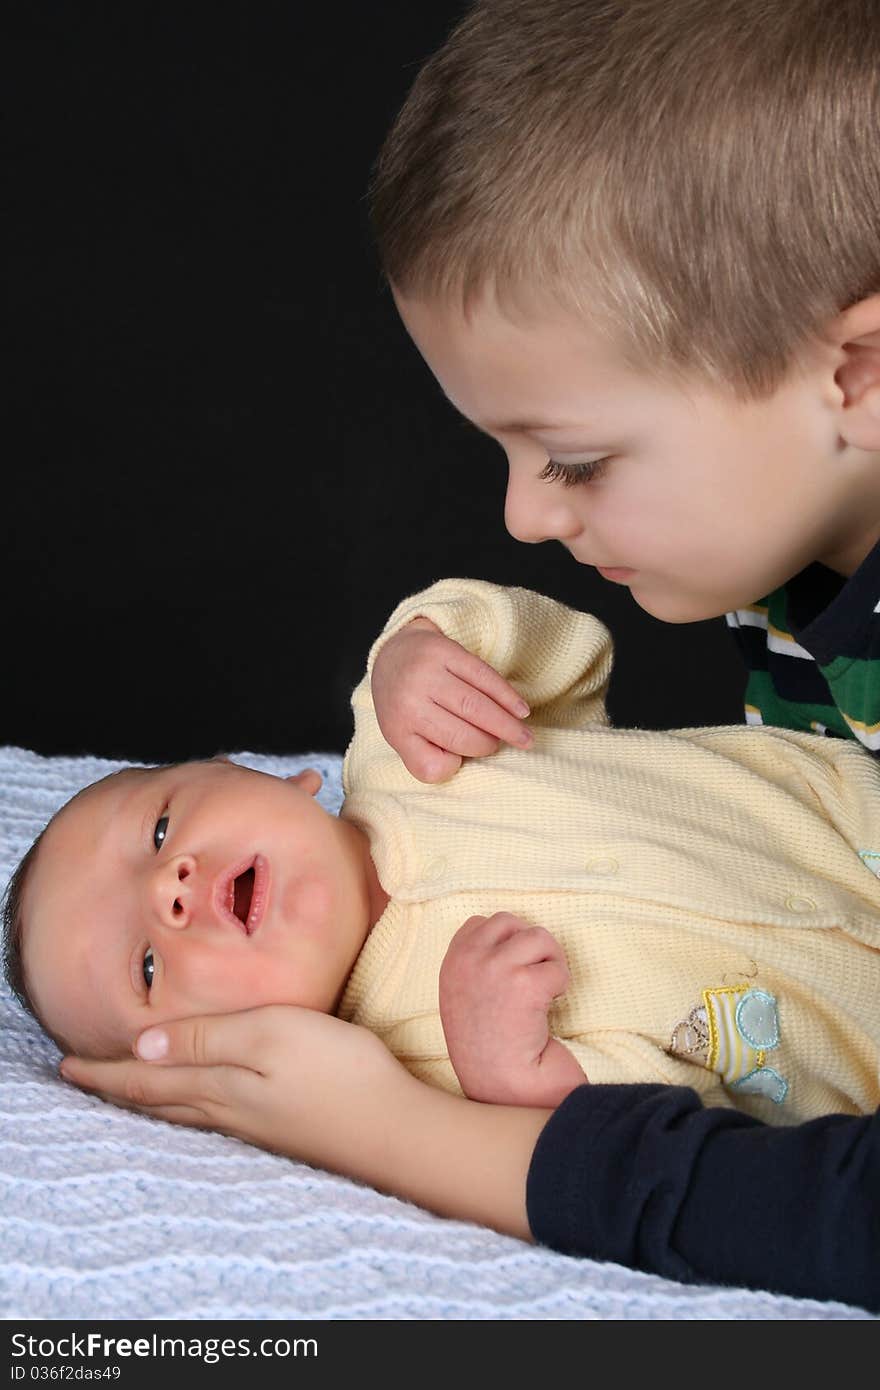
216;855;269;934
595;565;636;583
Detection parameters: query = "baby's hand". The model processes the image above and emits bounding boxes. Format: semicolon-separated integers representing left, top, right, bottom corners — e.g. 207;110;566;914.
439;913;587;1108
371;618;532;782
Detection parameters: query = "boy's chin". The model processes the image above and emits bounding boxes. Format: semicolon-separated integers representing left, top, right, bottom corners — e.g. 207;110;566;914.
630;583;734;625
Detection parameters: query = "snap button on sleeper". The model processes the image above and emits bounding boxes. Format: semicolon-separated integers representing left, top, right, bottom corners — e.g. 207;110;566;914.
784;894;817;913
422;857;448;881
584;857;619;874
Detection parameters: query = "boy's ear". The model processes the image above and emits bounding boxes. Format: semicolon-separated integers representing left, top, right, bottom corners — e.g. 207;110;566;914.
285;768;323;797
828;293;880;450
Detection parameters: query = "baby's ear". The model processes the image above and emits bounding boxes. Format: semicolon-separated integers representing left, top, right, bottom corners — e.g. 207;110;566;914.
286;768;323;797
829;293;880;451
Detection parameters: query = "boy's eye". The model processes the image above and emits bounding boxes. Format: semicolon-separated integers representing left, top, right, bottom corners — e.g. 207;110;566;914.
142;948;155;989
153;815;169;851
540;457;610;487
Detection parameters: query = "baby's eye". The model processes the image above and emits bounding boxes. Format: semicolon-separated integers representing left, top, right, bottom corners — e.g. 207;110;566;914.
153;815;169;851
142;948;155;989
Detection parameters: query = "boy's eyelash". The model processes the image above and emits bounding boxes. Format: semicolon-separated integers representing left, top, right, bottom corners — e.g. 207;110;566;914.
539;458;609;487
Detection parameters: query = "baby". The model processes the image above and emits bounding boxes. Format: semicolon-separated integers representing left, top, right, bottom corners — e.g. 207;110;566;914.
6;578;880;1122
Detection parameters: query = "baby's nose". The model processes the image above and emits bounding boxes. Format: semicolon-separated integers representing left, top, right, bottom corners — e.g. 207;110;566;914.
150;854;199;929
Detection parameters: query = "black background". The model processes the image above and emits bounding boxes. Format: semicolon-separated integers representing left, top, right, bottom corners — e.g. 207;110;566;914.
5;1;744;762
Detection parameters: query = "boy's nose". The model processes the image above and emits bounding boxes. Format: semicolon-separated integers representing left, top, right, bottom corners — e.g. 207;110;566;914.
149;854;199;929
504;469;583;544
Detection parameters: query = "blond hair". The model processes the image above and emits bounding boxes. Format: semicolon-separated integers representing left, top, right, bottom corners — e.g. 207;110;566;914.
371;0;880;397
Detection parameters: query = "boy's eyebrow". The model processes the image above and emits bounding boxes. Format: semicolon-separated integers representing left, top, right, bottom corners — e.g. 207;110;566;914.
471;416;593;436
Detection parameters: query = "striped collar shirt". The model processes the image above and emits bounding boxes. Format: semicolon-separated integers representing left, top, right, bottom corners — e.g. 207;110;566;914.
726;541;880;753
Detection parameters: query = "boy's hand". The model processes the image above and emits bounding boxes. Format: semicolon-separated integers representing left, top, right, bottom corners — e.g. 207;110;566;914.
371;618;532;782
439;913;587;1108
59;1006;418;1179
62;1004;556;1244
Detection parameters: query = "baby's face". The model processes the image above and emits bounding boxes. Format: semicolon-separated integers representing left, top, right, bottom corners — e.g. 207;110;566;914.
22;760;374;1058
395;287;875;622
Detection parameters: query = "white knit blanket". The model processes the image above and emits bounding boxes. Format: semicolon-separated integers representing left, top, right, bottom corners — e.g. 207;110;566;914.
0;745;871;1321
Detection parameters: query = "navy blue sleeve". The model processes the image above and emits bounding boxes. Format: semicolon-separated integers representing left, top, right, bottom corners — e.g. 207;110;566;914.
525;1084;880;1312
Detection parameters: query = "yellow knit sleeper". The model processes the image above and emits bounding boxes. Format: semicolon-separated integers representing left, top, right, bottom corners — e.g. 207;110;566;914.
338;579;880;1124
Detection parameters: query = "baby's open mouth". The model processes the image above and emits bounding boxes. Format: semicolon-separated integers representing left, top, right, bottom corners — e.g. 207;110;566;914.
217;855;268;934
232;867;254;926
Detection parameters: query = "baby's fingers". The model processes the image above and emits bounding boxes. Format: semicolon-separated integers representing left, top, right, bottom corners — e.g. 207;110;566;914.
498;923;569;971
441;674;534;750
398;733;464;783
447;648;531;722
418;705;502;761
530;957;572;1003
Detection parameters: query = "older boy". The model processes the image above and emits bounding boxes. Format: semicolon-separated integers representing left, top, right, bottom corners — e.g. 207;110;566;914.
371;0;880;764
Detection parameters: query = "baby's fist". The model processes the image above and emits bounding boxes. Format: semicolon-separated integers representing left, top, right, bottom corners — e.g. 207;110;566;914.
439;912;576;1106
371;619;531;783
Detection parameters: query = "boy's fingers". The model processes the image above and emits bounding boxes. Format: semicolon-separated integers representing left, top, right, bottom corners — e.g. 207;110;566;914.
60;1055;232;1111
62;1009;279;1095
134;1005;325;1070
144;1104;219;1128
447;650;530;721
132;1011;263;1068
